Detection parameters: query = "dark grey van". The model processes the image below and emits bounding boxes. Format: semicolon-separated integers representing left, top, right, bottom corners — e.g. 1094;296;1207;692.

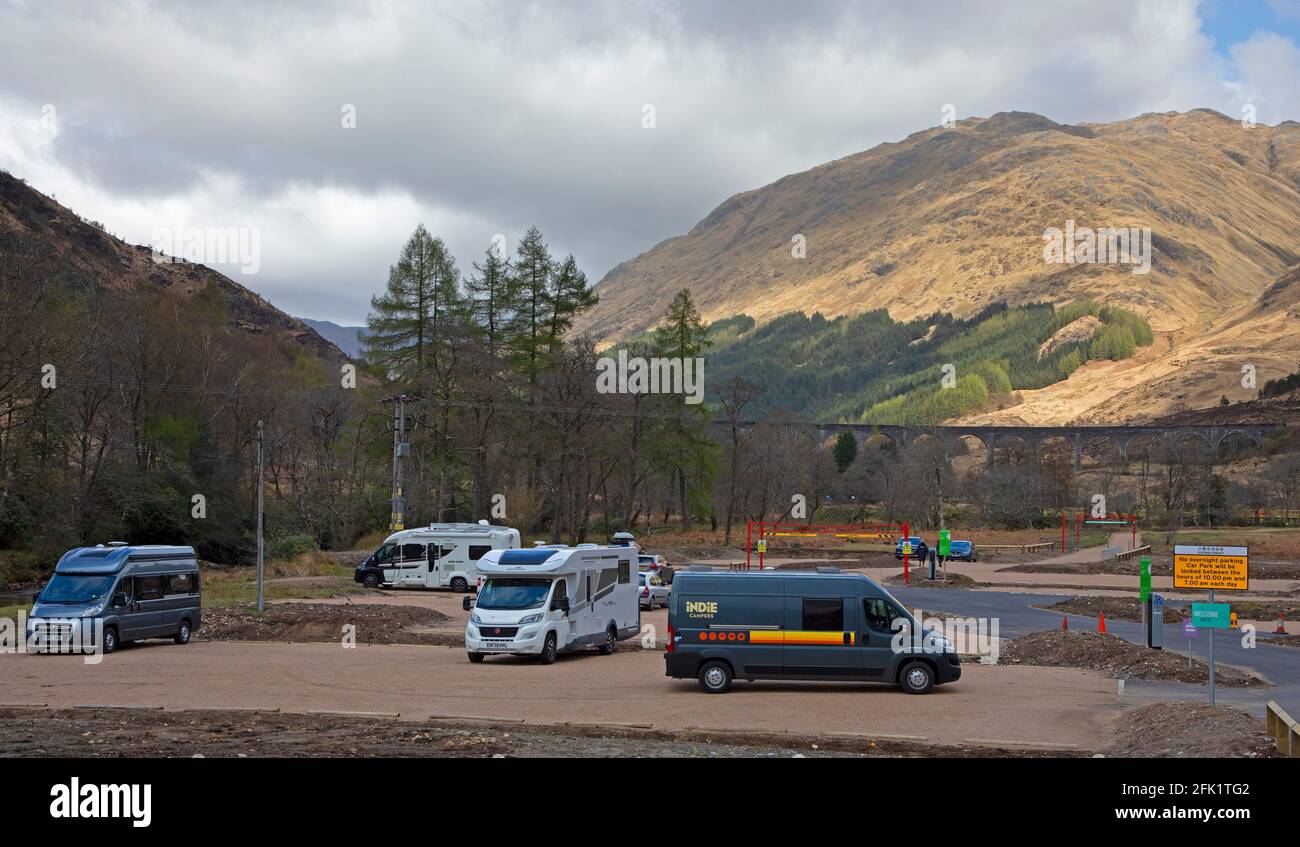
664;567;960;694
26;544;201;654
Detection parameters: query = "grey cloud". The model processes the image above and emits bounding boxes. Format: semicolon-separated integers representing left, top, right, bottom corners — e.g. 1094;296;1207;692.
0;0;1297;325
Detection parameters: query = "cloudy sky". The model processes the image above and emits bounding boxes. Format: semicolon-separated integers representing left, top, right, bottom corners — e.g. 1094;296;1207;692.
2;0;1299;325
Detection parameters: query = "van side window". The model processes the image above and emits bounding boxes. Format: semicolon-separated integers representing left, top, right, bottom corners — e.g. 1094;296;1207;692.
802;598;843;631
401;543;425;561
617;560;630;584
863;598;902;633
136;575;164;601
468;545;491;561
166;573;194;595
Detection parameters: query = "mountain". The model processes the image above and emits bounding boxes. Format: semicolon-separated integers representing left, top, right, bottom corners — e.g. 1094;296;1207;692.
578;110;1300;422
298;318;363;359
0;170;344;362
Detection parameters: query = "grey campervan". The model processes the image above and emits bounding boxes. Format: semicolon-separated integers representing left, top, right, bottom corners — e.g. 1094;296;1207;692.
664;567;960;693
26;544;201;654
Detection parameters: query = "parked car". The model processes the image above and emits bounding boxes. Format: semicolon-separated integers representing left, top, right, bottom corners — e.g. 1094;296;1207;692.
894;536;929;561
947;540;977;561
638;553;675;583
639;570;671;610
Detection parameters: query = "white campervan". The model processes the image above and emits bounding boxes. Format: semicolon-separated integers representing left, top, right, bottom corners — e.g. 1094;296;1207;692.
465;544;640;663
354;521;521;593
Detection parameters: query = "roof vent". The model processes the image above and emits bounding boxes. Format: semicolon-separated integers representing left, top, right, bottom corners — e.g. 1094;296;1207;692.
105;541;129;547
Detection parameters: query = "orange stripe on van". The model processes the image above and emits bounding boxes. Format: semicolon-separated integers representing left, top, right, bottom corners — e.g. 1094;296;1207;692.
745;630;853;646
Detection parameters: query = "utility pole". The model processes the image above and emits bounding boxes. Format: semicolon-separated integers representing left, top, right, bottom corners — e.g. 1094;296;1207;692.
256;420;265;613
389;395;408;531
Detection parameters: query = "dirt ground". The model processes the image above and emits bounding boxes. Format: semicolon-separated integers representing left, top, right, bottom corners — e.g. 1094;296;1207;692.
1001;557;1300;580
1106;702;1278;758
0;641;1117;751
0;707;894;758
199;603;455;645
999;630;1266;687
885;567;979;588
1037;597;1182;624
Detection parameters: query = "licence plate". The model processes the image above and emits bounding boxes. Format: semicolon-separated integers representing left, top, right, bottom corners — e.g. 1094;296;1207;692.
482;640;513;649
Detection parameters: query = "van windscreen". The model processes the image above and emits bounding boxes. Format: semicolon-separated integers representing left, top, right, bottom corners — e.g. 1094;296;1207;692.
39;574;115;604
477;578;552;610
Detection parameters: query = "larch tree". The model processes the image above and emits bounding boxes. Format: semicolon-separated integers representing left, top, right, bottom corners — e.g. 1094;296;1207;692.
362;224;462;378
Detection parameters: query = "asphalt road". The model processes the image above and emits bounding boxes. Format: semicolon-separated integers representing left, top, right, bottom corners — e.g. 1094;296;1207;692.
890;585;1300;718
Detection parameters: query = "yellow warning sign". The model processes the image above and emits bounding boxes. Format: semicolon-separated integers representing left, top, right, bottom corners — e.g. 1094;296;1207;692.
1173;545;1248;591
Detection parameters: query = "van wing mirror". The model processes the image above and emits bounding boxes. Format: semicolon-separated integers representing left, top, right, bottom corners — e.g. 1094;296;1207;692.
462;597;474;611
558;596;570;614
112;592;128;607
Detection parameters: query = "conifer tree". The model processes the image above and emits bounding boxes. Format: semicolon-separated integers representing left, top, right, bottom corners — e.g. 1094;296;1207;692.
362;224;463;376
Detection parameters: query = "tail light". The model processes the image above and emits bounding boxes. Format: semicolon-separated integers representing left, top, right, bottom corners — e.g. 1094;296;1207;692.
666;622;674;653
642;587;649;596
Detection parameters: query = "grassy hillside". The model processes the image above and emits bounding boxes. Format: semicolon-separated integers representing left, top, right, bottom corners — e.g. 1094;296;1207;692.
703;301;1153;423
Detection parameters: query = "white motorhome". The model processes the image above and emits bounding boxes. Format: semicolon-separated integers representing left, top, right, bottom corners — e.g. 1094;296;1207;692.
354;521;520;593
465;544;640;663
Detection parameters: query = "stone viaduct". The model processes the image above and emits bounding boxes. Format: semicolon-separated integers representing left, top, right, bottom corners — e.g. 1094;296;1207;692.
789;423;1286;470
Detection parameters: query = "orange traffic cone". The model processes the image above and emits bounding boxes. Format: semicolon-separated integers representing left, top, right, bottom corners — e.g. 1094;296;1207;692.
1276;613;1288;635
1061;615;1068;631
1097;612;1107;634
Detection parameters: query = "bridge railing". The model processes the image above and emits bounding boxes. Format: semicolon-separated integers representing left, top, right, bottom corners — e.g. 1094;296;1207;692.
982;542;1056;554
1112;545;1152;562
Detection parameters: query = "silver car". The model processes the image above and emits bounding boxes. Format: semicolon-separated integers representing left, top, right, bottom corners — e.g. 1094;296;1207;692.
638;571;671;609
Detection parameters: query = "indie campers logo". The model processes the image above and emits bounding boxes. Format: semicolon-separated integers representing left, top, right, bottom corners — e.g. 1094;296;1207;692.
50;778;152;828
1042;220;1151;275
595;350;705;405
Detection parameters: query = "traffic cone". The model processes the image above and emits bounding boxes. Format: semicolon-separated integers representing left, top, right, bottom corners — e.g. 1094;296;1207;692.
1097;612;1107;634
1276;613;1288;635
1061;615;1068;631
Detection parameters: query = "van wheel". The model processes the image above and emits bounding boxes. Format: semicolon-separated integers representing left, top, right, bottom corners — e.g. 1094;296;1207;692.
698;660;733;694
539;632;558;665
450;577;469;593
101;626;118;655
598;625;617;655
467;652;485;663
174;620;191;645
362;572;381;589
900;661;935;694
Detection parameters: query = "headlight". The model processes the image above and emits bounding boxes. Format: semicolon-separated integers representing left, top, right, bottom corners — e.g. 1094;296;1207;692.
518;613;544;625
470;613;482;625
82;602;105;617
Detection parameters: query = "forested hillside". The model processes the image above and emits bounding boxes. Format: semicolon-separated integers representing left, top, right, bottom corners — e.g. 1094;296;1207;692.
701;301;1154;422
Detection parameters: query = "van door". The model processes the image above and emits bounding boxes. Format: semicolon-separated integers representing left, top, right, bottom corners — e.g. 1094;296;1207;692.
372;543;399;584
782;580;856;677
132;574;168;637
398;542;428;586
578;566;599;646
114;577;148;640
435;544;466;587
858;596;904;678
